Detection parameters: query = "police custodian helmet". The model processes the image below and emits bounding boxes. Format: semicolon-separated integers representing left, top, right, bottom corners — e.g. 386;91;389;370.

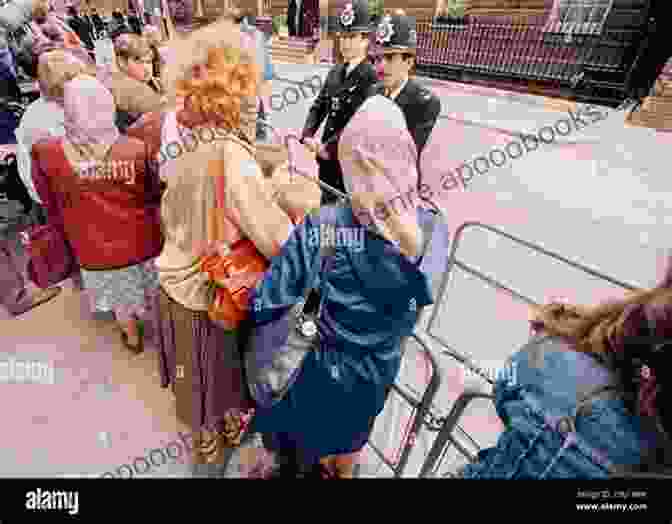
328;0;372;34
375;10;417;54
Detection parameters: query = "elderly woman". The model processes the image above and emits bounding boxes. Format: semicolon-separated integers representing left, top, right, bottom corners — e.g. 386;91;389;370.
100;33;164;133
31;75;163;352
244;95;444;478
126;17;304;468
16;50;91;221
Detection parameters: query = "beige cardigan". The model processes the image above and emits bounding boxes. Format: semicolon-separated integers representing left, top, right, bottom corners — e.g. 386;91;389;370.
155;132;296;311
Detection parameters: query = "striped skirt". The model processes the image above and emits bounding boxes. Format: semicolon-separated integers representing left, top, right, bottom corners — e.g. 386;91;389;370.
152;287;254;459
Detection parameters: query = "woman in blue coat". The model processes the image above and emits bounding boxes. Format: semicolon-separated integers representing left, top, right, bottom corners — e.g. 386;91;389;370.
246;95;446;478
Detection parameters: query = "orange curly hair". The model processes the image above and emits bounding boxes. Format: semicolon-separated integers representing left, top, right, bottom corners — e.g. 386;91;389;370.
164;18;259;132
175;47;258;131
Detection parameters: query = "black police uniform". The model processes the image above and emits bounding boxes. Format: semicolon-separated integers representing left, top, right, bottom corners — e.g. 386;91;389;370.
368;13;441;185
301;0;378;204
67;10;95;49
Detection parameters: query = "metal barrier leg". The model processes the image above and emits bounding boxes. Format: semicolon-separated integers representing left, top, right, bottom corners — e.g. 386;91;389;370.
356;331;443;478
393;333;443;477
419;389;495;478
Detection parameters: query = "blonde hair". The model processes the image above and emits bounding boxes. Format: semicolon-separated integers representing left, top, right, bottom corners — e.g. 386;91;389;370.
37;50;93;100
162;17;259;132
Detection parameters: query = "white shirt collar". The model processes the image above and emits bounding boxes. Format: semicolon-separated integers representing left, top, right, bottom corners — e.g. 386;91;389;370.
389;76;409;100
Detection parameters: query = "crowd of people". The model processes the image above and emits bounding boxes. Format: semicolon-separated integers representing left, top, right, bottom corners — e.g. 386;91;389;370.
0;0;671;480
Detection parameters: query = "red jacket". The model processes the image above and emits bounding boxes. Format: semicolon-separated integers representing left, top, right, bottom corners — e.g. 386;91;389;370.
32;136;164;271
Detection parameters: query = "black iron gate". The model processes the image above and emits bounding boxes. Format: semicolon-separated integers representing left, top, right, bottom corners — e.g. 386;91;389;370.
415;2;654;107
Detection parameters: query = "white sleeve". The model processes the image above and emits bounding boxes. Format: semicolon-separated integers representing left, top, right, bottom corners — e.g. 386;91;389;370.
0;0;34;32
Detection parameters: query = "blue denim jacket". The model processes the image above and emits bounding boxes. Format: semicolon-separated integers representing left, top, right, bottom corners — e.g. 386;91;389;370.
461;335;644;478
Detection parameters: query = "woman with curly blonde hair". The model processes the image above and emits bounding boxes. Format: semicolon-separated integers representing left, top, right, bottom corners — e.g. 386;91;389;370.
127;17;307;471
459;257;672;478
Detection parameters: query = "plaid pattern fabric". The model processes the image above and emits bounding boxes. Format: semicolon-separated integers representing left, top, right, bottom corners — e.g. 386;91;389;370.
544;0;615;34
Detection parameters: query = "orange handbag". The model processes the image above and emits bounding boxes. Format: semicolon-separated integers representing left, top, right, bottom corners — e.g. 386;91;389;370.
201;239;269;330
200;138;270;330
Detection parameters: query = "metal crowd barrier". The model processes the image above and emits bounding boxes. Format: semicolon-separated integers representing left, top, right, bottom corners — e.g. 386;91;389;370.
356;331;442;477
414;221;641;478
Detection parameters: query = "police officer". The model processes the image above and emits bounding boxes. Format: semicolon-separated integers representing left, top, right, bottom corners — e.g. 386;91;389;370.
369;10;440;185
300;0;378;204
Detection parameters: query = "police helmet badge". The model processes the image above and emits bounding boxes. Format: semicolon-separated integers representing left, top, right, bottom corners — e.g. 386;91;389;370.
340;3;355;27
376;12;418;53
376;15;394;44
331;0;372;34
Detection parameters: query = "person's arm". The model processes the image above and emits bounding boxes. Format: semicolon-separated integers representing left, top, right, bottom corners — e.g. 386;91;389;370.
222;141;294;260
31;142;67;230
301;67;333;140
248;211;321;325
0;0;35;32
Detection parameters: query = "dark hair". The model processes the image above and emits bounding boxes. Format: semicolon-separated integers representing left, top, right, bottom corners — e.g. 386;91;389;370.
67;6;77;16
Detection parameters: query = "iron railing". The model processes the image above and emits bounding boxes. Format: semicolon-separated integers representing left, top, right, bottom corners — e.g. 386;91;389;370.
415;14;651;106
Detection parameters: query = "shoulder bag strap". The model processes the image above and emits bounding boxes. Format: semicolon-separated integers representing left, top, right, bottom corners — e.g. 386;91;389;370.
414;209;437;267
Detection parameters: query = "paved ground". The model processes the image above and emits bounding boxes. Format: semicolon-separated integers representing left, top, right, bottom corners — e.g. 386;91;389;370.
1;62;670;478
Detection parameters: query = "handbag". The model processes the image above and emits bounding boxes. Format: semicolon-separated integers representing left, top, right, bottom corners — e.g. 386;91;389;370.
202;239;270;329
20;223;77;288
200;135;271;330
245;244;335;409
